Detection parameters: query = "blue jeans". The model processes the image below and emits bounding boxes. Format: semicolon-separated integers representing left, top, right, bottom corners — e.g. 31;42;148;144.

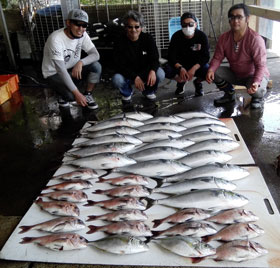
112;67;165;97
46;61;102;101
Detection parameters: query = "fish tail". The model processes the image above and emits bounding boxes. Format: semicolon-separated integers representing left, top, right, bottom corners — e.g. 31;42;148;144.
20;237;35;244
151;230;161;237
152;219;162;228
35;197;43;204
202;236;211;243
152;177;163;187
18;225;33;234
92;190;103;194
87;225;99;234
143;197;155;210
86;215;98;221
96;177;106;183
84;200;96;207
191;257;205;264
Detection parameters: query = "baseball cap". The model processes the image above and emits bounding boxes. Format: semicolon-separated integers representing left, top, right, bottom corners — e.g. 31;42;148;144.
67;9;88;23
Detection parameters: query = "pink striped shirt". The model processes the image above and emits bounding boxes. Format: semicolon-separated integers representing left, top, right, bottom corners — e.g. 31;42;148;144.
209;27;270;84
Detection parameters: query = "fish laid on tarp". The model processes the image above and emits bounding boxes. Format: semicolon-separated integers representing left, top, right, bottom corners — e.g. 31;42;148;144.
143;115;185;124
93;185;152;198
44;180;93;191
87;117;144;132
138;122;186;132
51;169;98;180
153;177;236;195
175;111;217;120
152;208;213;228
66;153;136;170
185;139;239;153
19;217;85;233
150;189;248;211
152;221;217;238
111;111;153;121
39;190;88;202
193;240;268;263
180;117;226;128
178;150;232;168
128;146;188;161
87;209;148;222
163;163;250;183
116;159;191;177
207;208;259;224
73;133;143;148
87;220;152;237
135;129;182;143
182;130;233;142
20;233;88;251
180;124;231;135
89;235;149;254
203;222;264;242
81;126;140;136
153;236;215;258
84;197;147;211
96;174;150;186
35;198;80;217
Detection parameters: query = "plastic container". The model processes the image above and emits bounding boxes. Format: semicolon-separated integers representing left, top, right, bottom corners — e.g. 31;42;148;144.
0;74;19;94
0;82;12;105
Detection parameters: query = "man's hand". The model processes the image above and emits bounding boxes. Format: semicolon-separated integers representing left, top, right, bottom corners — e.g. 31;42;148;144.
179;67;189;82
147;70;156;87
206;70;215;84
72;89;88;107
248;82;259;95
71;61;83;80
134;76;145;91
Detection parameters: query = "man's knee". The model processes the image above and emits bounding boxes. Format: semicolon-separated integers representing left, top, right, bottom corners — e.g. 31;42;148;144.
156;67;165;83
112;73;125;88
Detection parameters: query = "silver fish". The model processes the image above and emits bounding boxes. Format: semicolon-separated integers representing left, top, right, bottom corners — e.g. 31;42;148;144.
93;185;151;197
178;150;232;167
51;169;98;180
89;235;149;254
19;217;85;233
182;130;233;142
39;190;88;202
144;115;185;124
116;159;191;177
35;198;80;217
20;233;88;251
44;180;93;191
180;124;231;135
152;208;212;228
87;209;148;222
180;117;226;128
152;221;217;238
186;139;239;153
204;222;264;242
135;129;182;143
66;143;136;158
175;111;218;120
66;153;136;169
138;122;186;132
163;163;250;183
73;133;142;147
153;177;236;195
153;236;215;258
128;146;189;161
81;126;140;136
87;220;152;236
207;208;259;224
87;117;144;131
111;111;153;121
96;174;150;186
151;189;249;211
207;240;268;262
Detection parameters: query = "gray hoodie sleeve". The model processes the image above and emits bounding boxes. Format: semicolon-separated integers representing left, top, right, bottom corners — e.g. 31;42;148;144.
80;47;100;66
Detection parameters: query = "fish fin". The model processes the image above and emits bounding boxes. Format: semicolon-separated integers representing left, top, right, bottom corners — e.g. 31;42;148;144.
18;225;33;234
96;177;105;183
151;230;161;237
84;200;95;207
20;237;34;244
151;177;163;187
191;257;205;264
35;197;43;204
87;225;99;234
92;189;103;194
202;236;211;243
86;215;98;222
102;169;112;177
152;219;162;228
141;197;154;210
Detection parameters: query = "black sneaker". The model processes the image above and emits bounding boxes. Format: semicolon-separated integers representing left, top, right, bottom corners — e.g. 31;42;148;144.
193;79;204;97
175;86;185;95
250;98;264;109
84;92;98;110
214;91;236;105
58;97;70;107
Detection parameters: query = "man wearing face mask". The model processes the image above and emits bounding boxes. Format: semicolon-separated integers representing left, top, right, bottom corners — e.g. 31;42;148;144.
42;9;101;111
165;12;210;96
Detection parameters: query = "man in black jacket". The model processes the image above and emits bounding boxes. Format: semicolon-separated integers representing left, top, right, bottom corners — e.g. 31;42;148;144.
165;12;210;96
112;10;165;102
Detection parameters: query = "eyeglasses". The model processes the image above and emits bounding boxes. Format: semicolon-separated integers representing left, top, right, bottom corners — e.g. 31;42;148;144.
126;25;141;30
228;15;245;22
71;20;88;28
182;22;195;28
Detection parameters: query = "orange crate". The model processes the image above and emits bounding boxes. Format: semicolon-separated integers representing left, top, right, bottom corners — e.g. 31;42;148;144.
0;74;19;94
0;82;12;105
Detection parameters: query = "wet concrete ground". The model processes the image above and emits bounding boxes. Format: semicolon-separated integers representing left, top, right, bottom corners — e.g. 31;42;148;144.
0;53;279;267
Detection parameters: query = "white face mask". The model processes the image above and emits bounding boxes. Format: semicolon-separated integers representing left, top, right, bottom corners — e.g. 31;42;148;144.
182;26;195;37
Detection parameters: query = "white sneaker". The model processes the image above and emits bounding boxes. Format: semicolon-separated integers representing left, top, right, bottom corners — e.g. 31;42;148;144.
58;97;70;107
145;93;156;100
121;95;132;101
84;93;99;110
